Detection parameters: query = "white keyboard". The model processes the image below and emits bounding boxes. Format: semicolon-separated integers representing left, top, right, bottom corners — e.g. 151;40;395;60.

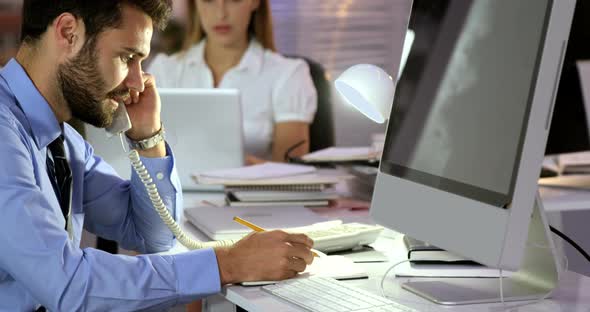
288;221;383;253
262;276;417;312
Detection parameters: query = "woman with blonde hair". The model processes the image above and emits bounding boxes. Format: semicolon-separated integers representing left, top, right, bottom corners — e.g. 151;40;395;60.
149;0;317;164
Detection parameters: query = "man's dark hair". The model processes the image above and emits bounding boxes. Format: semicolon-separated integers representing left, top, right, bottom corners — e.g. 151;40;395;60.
20;0;172;44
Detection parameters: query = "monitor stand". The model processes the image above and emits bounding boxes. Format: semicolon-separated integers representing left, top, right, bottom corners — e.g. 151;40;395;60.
401;193;562;305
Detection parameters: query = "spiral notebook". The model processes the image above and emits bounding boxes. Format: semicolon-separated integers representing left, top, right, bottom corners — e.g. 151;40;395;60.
228;190;339;202
226;184;328;192
225;190;338;207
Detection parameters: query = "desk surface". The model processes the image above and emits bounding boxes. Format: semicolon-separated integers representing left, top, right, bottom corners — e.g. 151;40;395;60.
223;272;590;312
222;236;590;312
178;192;590;312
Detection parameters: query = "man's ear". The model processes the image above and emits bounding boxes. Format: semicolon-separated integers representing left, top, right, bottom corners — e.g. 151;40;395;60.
52;13;85;56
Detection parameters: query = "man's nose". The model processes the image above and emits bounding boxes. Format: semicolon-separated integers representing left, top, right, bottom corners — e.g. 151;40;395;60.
125;62;145;93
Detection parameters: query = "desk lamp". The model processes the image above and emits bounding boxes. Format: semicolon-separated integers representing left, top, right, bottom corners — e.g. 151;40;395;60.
334;64;395;124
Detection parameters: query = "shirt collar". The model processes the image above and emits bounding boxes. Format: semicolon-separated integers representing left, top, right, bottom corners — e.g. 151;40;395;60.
0;58;61;149
186;39;264;75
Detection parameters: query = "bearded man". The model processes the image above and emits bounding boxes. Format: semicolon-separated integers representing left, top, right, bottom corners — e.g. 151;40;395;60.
0;1;313;311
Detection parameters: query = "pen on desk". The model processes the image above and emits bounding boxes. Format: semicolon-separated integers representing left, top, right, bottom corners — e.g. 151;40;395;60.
232;216;319;257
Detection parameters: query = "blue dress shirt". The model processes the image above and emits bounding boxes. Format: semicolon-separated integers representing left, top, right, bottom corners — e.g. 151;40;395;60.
0;59;221;311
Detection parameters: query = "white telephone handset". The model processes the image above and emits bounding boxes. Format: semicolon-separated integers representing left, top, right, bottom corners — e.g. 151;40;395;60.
110;102;235;250
105;103;132;137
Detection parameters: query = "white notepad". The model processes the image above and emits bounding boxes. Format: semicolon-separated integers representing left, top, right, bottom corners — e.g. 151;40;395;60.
240;254;367;286
300;255;368;280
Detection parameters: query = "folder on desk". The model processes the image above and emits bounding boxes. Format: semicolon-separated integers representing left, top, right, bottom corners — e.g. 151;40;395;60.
184;205;330;241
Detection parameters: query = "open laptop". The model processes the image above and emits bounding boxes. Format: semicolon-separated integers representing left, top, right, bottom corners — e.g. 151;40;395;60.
85;88;245;190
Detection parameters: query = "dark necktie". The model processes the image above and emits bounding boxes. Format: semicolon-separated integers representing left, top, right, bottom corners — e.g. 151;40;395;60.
46;135;72;229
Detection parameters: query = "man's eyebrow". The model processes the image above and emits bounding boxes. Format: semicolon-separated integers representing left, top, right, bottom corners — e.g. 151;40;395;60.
122;47;148;59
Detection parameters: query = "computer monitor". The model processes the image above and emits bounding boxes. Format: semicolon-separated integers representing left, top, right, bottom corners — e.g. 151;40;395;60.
370;0;575;305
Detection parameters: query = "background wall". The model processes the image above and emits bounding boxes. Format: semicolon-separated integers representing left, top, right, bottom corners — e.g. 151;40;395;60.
270;0;412;146
0;0;20;66
0;0;412;147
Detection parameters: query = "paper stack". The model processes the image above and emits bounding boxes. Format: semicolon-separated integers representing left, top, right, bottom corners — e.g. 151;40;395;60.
556;151;590;174
193;162;353;207
301;147;380;163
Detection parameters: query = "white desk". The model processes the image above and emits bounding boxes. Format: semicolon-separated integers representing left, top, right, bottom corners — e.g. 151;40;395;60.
222;238;590;312
540;184;590;277
175;191;590;312
222;271;590;312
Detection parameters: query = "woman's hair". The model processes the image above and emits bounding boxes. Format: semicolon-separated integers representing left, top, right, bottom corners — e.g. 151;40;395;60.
183;0;276;51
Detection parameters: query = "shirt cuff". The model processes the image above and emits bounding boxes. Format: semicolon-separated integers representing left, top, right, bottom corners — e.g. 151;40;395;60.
130;142;179;196
173;248;222;301
274;112;315;124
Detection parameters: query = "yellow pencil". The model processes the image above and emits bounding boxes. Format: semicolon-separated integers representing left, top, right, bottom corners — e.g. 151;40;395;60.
233;216;265;232
233;216;319;257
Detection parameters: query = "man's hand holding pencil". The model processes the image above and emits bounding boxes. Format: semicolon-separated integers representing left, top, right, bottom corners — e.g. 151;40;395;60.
213;217;315;284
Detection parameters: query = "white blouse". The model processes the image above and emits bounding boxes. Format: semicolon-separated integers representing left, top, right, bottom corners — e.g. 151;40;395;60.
148;39;317;158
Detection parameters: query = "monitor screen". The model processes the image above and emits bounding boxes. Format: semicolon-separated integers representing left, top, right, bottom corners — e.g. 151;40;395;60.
381;0;552;207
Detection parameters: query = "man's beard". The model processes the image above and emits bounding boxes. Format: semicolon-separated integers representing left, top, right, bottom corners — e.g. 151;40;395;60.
57;40;128;128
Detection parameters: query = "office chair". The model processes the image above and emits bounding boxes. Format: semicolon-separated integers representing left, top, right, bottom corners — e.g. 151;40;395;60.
289;55;335;152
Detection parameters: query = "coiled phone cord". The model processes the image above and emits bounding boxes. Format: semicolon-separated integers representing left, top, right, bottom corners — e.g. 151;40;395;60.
128;149;236;250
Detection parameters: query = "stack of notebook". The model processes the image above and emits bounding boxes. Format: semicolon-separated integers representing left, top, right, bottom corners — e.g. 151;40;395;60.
193;162;353;207
225;189;339;207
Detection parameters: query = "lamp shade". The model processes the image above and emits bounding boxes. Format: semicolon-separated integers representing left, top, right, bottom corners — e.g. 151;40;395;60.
334;64;395;124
